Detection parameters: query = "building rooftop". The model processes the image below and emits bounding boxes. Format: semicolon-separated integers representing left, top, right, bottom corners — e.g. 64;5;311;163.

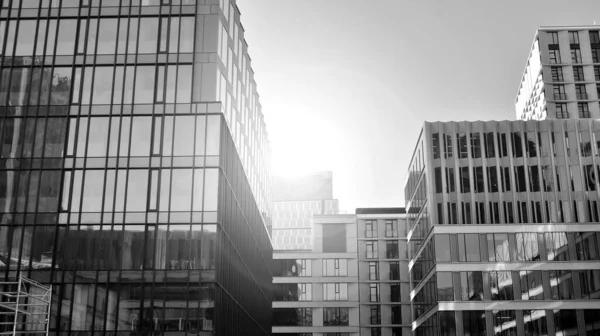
355;207;406;215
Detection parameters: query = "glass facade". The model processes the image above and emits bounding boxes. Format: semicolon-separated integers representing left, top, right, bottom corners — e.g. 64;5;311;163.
407;120;600;336
0;0;272;335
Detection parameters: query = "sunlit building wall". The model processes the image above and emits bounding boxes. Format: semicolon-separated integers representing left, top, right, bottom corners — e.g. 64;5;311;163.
0;0;272;334
516;26;600;121
272;172;339;250
406;120;600;335
356;208;412;336
272;214;360;336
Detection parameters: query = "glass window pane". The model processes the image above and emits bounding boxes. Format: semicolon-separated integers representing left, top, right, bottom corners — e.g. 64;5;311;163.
126;170;148;212
86;19;98;55
192;169;204;211
176;65;192;103
138;18;158;54
169;17;180;53
87;117;109;157
130;117;152;156
173;116;195;156
170;169;192;211
15;20;36;55
134;66;155;103
159;170;171;212
180;17;194;53
203;169;218;211
82;170;104;212
113;66;124;104
206;115;220;155
57;19;77;55
97;18;118;54
51;67;72;105
92;67;114;104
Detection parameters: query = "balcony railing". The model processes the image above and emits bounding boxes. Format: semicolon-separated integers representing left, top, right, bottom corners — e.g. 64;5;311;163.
577;93;588;99
554;93;567;100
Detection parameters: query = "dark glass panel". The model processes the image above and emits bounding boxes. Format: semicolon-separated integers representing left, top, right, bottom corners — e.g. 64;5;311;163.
554;309;578;335
583;310;600;336
200;224;216;269
462;310;486;336
120;225;145;270
273;308;312;326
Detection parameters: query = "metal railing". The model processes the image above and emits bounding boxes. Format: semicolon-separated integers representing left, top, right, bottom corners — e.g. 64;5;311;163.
0;276;52;336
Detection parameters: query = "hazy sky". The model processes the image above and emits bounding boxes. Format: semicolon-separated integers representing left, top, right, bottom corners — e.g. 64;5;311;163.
236;0;600;212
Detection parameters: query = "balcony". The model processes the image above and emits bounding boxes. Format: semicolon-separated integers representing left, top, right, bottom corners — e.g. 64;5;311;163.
553;93;567;100
577;93;588;100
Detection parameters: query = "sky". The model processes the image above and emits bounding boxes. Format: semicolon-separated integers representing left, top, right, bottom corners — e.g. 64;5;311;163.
236;0;600;213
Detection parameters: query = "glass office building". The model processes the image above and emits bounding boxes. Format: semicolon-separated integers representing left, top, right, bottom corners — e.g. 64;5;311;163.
406;120;600;335
0;0;272;334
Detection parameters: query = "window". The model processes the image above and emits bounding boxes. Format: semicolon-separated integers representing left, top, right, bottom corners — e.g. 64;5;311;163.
323;283;347;301
369;262;378;280
576;84;587;99
366;241;378;259
385;220;398;237
323;224;346;252
473;166;484;193
432;133;440;159
299;284;312;301
273;308;312;326
369;283;380;302
591;31;600;44
551;66;564;81
390;284;400;302
571;48;582;63
596;66;600;81
550;32;559;44
573;66;584;81
323;308;349;326
553;84;566;100
459;166;470;193
487;166;498;193
443;134;453;158
594;48;600;63
391;306;402;324
556;103;568;118
370;305;381;325
323;259;347;276
457;133;468;158
484;132;495;158
390;262;400;280
569;31;580;44
470;133;481;158
386;241;399;259
445;167;455;193
579;102;590;118
549;49;561;64
365;220;377;238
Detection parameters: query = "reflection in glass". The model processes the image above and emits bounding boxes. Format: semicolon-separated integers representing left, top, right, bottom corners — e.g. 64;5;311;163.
138;18;158;54
51;67;72;105
437;272;453;301
130;117;152;156
170;169;192;211
463;311;486;336
126;170;148;212
56;19;77;55
323;307;348;326
87;117;109;157
81;170;104;212
92;67;114;104
173;116;195;156
134;66;155;104
97;18;118;54
15;20;36;55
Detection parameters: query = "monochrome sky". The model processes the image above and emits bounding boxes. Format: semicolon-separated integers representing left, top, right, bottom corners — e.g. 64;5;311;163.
236;0;600;212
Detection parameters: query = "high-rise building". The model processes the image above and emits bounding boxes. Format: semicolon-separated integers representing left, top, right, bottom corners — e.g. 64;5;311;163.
516;26;600;121
0;0;272;334
272;214;360;336
406;120;600;335
356;208;411;336
272;171;339;250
